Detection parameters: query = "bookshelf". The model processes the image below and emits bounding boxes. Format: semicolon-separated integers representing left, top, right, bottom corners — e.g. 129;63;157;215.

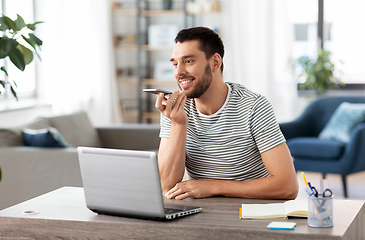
112;0;219;123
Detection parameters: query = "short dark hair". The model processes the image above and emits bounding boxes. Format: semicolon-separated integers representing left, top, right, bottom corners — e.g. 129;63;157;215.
174;27;224;73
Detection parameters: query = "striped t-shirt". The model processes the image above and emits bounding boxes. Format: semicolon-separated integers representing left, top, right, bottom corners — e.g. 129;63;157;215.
159;82;285;181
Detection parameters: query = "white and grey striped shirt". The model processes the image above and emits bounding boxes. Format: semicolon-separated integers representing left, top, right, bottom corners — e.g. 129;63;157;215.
159;82;285;181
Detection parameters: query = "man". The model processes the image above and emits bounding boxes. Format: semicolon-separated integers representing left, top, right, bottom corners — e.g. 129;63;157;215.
155;27;298;200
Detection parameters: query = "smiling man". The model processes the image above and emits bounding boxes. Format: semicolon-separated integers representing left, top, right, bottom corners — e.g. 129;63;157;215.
155;27;298;200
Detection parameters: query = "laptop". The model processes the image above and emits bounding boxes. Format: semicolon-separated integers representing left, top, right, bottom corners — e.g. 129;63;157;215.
77;146;202;220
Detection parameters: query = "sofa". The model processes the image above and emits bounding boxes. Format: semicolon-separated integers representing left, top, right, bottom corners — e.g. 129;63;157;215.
0;111;160;210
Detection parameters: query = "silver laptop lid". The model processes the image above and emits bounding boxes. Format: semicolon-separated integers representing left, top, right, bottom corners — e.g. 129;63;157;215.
77;147;165;219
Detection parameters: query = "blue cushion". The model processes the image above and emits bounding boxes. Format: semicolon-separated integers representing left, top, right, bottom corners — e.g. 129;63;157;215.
22;127;70;148
319;102;365;142
287;137;346;160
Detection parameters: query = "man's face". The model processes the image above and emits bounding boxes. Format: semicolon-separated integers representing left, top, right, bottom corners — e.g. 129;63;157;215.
170;40;212;98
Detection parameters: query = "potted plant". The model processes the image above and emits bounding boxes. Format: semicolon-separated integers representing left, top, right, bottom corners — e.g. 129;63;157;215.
0;14;43;183
0;14;43;100
162;0;173;10
296;49;342;95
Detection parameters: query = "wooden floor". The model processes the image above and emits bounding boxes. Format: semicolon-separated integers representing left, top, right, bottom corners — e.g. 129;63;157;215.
296;171;365;200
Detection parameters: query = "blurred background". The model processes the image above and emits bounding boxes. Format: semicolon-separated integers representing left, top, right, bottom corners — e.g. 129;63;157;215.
0;0;364;126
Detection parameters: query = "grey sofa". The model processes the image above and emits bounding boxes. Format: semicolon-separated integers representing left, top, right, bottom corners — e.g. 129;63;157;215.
0;111;160;210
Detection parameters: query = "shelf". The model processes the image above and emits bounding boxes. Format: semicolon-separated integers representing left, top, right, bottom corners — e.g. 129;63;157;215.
111;2;137;16
118;77;138;84
142;79;176;85
122;112;139;119
142;112;161;120
112;0;194;123
140;10;185;17
115;44;138;50
112;9;138;16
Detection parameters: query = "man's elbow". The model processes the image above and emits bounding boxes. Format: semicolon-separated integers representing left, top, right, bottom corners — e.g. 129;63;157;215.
282;180;299;200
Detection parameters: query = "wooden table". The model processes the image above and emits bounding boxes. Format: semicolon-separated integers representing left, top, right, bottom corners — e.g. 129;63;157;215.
0;187;364;240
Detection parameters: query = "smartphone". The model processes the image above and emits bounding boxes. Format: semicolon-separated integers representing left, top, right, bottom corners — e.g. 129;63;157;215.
143;89;173;99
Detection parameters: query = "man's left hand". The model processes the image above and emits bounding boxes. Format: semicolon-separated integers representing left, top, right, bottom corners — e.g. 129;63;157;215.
164;180;214;200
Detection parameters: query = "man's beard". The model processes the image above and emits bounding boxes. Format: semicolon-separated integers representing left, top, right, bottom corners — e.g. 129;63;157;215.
178;64;212;99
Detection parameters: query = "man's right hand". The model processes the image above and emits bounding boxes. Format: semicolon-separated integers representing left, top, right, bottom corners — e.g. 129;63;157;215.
156;90;188;192
155;90;188;125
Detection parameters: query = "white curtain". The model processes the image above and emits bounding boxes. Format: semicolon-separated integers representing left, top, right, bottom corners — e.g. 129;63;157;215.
220;0;300;122
34;0;121;125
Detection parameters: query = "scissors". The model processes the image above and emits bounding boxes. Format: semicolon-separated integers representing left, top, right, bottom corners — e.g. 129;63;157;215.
321;188;333;197
311;186;333;197
310;186;319;197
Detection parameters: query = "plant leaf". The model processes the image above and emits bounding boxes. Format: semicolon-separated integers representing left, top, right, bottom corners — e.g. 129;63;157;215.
17;44;33;65
14;14;26;31
10;83;18;101
2;15;17;31
22;35;36;49
9;47;26;71
0;37;19;58
0;16;9;29
29;33;43;47
1;66;8;76
27;21;44;31
12;80;17;88
21;36;41;60
0;80;6;88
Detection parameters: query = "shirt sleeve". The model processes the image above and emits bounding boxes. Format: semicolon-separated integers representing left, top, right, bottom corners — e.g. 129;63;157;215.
249;95;286;153
159;113;172;138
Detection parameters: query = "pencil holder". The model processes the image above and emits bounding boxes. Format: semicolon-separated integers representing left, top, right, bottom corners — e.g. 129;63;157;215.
307;195;333;227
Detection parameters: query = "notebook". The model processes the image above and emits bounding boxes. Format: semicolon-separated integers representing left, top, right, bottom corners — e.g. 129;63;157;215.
239;199;307;219
77;146;202;220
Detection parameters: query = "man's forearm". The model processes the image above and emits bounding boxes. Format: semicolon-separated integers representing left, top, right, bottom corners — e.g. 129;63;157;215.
167;175;298;200
212;174;298;199
158;123;188;193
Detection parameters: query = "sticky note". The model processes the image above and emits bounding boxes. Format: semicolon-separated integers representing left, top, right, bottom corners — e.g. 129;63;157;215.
267;222;296;230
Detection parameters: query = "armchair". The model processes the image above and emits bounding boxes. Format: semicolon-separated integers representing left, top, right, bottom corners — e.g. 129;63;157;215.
280;96;365;198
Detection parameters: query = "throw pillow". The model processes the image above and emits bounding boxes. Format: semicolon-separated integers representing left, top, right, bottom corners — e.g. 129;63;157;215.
0;129;24;146
319;102;365;142
22;127;71;148
0;118;51;147
43;111;102;148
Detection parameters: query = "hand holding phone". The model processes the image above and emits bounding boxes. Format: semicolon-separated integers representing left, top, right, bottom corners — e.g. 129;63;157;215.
143;89;173;99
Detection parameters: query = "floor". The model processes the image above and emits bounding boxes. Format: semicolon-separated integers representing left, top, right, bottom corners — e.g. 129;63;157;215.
296;171;365;200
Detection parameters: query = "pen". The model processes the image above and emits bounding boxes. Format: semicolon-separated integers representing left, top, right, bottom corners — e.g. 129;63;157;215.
308;182;317;197
301;172;309;187
302;173;325;214
302;172;313;196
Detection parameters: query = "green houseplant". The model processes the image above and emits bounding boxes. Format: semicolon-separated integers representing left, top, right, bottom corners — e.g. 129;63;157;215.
296;49;342;95
0;14;43;183
0;14;43;100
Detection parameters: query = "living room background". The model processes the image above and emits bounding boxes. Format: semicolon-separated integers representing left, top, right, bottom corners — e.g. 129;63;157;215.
0;0;364;127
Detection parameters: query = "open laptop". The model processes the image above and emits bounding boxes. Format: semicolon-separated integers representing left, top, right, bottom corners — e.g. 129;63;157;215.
77;146;202;220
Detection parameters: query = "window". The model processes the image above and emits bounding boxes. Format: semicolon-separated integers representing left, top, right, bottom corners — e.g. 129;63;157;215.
289;0;365;85
1;0;37;100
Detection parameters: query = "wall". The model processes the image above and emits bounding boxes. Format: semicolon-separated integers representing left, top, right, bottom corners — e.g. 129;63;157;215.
0;104;53;128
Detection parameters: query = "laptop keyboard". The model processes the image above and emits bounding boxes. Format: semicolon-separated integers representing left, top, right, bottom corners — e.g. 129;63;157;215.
164;207;181;214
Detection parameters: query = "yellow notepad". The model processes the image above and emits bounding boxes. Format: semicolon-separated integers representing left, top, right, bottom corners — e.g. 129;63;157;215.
239;199;308;219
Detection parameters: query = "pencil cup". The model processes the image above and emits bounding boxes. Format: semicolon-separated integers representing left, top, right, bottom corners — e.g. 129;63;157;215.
307;195;333;227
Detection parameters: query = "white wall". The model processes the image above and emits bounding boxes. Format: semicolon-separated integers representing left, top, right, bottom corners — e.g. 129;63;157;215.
0;104;53;128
